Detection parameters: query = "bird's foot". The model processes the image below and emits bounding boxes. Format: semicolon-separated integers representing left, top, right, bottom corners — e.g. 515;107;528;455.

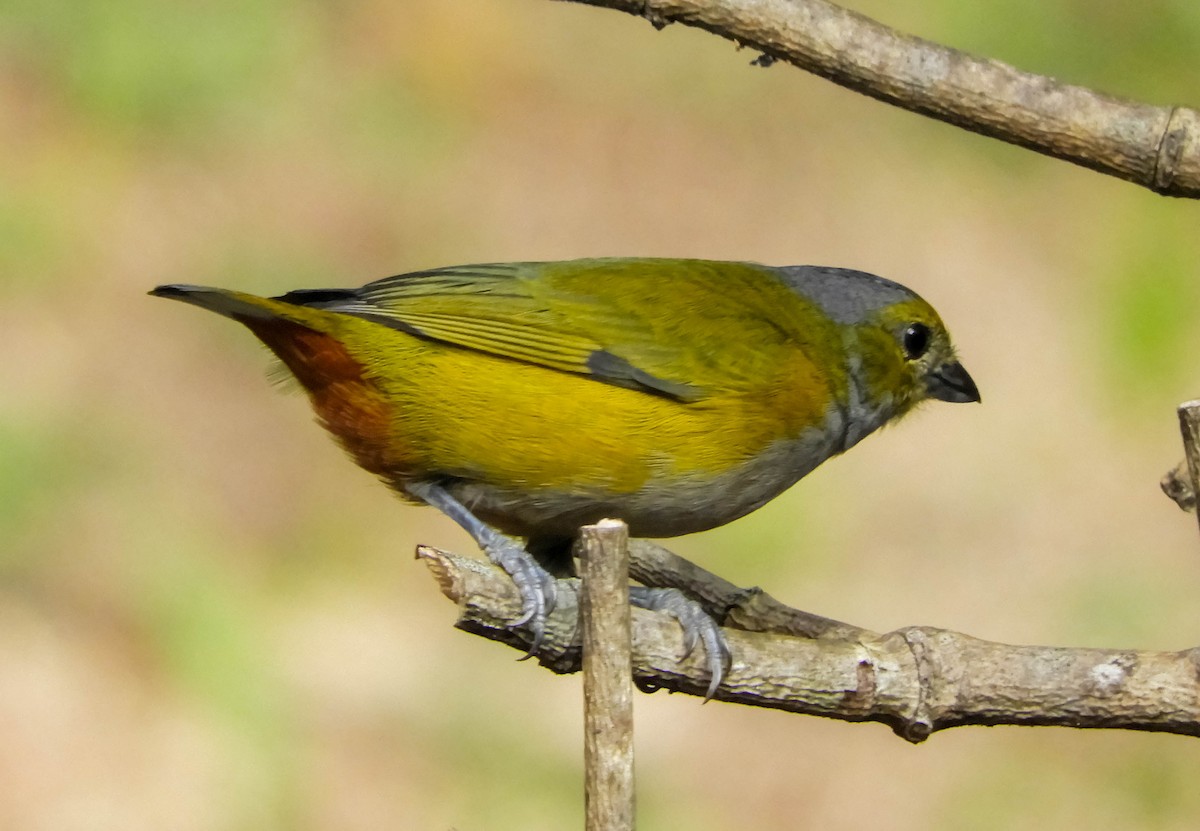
481;530;559;655
403;479;557;654
629;585;731;701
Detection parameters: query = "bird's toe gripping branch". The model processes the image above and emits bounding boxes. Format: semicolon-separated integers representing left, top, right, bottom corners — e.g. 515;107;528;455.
629;585;732;701
482;535;559;653
403;479;557;652
405;480;730;691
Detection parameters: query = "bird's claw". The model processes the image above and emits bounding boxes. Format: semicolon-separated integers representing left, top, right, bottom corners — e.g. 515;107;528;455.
401;480;557;655
484;535;558;656
629;586;731;701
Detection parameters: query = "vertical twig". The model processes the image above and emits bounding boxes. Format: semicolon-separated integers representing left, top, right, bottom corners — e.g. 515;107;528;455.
1177;401;1200;536
580;519;635;831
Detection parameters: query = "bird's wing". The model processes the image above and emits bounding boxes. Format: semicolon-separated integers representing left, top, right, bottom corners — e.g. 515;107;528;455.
281;260;809;403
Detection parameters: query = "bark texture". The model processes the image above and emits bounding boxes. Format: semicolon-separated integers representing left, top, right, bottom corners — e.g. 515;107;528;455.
419;543;1200;743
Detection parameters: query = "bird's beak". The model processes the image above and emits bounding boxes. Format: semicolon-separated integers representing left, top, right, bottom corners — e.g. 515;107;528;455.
926;361;980;403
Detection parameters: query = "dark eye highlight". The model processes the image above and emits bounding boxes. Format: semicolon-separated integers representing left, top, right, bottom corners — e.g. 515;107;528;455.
902;323;930;360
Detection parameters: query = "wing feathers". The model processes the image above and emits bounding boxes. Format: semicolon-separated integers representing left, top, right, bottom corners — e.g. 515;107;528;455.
287;262;745;402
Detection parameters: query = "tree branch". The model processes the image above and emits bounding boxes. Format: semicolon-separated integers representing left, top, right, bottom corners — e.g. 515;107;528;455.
418;544;1200;744
552;0;1200;198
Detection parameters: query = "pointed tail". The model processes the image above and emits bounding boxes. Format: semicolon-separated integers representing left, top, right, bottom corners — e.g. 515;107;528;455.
149;284;289;321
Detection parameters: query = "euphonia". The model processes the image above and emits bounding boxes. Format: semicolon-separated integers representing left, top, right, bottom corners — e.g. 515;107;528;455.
152;258;978;697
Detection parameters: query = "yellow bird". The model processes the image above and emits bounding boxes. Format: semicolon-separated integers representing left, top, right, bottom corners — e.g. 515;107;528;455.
153;258;978;697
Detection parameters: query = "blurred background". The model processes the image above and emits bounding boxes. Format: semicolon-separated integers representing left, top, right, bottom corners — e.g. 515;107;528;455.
4;0;1200;827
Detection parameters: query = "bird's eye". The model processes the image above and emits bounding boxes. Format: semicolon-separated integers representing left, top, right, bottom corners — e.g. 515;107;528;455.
902;323;930;360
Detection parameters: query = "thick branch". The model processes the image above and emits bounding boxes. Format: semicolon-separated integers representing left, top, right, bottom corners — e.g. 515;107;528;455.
419;545;1200;743
554;0;1200;198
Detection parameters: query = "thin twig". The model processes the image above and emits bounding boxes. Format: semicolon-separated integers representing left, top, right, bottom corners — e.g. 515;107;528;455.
1176;401;1200;533
553;0;1200;198
580;520;636;831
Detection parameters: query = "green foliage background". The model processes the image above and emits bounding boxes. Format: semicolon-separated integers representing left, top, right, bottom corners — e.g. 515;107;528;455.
3;1;1200;828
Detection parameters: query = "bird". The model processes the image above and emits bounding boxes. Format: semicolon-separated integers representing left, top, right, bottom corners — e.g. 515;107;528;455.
152;257;979;699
